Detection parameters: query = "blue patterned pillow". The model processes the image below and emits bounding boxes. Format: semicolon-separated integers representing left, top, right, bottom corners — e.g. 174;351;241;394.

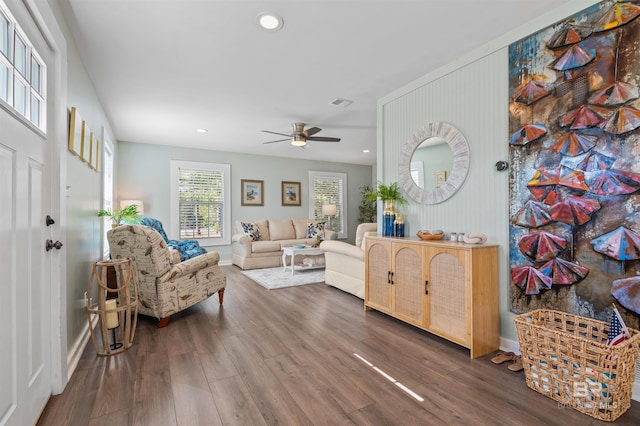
307;222;325;239
241;222;261;241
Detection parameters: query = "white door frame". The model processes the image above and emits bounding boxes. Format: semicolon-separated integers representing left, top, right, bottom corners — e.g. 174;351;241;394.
29;0;69;394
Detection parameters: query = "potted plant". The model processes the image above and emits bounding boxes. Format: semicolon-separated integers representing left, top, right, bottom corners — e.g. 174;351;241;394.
98;204;141;228
366;181;407;236
366;181;407;208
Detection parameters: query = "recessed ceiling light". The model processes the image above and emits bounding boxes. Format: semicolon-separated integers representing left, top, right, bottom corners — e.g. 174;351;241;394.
257;12;283;31
363;149;370;153
196;128;208;133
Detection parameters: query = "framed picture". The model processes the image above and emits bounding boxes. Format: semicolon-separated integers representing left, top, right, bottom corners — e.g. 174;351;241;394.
241;179;264;206
82;129;92;163
282;181;301;206
434;170;446;188
68;107;83;156
90;136;100;171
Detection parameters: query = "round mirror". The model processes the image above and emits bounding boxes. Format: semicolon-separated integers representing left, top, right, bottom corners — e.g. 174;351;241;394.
409;137;453;190
399;122;470;204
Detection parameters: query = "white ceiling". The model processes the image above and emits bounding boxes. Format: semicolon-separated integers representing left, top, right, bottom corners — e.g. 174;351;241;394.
60;0;571;166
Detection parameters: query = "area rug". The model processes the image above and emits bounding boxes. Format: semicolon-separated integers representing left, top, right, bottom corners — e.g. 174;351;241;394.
241;267;325;290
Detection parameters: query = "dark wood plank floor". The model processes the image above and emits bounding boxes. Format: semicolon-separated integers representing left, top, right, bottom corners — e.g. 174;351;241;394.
39;265;640;425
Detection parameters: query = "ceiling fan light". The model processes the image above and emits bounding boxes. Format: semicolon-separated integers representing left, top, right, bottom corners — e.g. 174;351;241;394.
291;135;306;146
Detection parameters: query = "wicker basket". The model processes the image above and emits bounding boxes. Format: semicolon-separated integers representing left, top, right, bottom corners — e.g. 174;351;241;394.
514;309;640;422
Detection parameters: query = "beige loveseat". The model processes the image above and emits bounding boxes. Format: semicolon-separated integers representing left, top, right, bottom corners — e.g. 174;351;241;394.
231;219;337;270
319;223;377;298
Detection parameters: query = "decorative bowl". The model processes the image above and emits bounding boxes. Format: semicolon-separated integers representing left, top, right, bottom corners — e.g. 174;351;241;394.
416;230;444;240
292;244;307;249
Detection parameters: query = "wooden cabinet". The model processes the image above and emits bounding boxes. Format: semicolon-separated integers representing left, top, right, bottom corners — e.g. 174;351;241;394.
364;236;499;359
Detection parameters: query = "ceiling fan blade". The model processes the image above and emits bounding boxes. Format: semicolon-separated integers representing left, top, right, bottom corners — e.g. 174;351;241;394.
307;136;341;142
262;138;290;144
261;130;292;137
302;127;322;137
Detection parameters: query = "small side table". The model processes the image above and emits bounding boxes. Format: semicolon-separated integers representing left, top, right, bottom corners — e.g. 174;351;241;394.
282;246;325;276
86;258;139;356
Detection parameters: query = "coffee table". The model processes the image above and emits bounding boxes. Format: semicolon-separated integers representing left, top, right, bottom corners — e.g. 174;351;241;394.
282;245;324;275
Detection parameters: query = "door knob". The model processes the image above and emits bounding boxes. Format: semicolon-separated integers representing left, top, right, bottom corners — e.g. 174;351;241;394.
46;240;63;251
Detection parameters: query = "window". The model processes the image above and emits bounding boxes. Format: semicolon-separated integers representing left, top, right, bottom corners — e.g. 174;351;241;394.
309;171;347;239
170;160;231;246
0;10;9;102
0;2;46;130
0;12;8;56
101;131;114;258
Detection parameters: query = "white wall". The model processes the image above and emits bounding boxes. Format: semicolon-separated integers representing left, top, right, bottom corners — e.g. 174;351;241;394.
377;0;602;343
116;141;373;261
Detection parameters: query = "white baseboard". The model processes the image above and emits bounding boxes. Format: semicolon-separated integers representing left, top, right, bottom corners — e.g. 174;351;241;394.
500;336;640;402
65;316;96;384
499;336;521;355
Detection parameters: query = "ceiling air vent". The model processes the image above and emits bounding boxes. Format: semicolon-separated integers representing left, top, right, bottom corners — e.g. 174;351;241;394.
329;98;353;108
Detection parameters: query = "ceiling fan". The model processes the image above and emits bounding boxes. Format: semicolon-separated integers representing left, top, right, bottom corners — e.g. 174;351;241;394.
262;122;341;147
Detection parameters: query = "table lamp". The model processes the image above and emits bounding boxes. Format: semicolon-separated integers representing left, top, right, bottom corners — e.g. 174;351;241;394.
322;204;337;231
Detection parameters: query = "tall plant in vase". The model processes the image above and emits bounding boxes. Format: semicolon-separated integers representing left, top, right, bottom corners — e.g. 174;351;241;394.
358;184;377;224
366;181;407;236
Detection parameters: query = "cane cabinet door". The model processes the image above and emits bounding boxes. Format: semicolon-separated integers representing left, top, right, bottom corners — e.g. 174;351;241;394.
392;243;425;327
424;246;468;346
364;238;392;313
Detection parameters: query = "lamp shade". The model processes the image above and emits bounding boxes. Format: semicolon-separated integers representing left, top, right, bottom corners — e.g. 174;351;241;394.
322;204;337;216
120;199;144;215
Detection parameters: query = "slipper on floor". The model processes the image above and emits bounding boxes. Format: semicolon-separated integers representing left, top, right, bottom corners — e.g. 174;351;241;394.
508;356;524;372
490;351;517;364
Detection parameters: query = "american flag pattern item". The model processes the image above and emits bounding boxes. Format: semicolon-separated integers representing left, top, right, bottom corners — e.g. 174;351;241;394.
607;306;630;346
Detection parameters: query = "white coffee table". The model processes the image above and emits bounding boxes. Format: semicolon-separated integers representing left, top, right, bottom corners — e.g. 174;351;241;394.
282;245;324;275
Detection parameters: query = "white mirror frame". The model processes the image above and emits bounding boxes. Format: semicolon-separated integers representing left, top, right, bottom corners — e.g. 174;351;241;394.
399;121;470;204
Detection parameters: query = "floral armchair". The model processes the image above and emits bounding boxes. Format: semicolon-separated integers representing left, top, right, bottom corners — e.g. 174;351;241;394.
107;224;226;327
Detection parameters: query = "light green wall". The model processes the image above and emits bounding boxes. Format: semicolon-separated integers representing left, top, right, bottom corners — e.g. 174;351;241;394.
116;141;373;262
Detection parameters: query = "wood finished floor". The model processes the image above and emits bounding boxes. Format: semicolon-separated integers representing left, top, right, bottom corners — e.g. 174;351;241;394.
39;265;640;426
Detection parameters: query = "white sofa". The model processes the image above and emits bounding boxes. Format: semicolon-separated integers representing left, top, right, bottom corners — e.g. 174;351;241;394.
231;219;337;270
319;223;377;298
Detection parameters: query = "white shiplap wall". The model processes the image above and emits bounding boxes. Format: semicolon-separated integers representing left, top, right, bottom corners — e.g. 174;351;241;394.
379;49;512;338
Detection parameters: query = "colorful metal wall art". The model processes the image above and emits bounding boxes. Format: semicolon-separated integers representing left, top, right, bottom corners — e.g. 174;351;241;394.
508;1;640;326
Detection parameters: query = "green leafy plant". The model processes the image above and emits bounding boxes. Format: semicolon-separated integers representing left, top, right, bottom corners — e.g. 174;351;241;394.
365;181;408;207
98;204;141;226
358;184;377;223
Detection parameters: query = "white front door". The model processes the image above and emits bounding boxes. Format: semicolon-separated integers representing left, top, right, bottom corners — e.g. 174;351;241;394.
0;113;53;426
0;108;52;426
0;2;57;424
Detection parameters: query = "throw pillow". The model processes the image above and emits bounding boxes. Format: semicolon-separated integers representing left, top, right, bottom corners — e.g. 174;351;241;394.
241;222;261;241
306;222;325;239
